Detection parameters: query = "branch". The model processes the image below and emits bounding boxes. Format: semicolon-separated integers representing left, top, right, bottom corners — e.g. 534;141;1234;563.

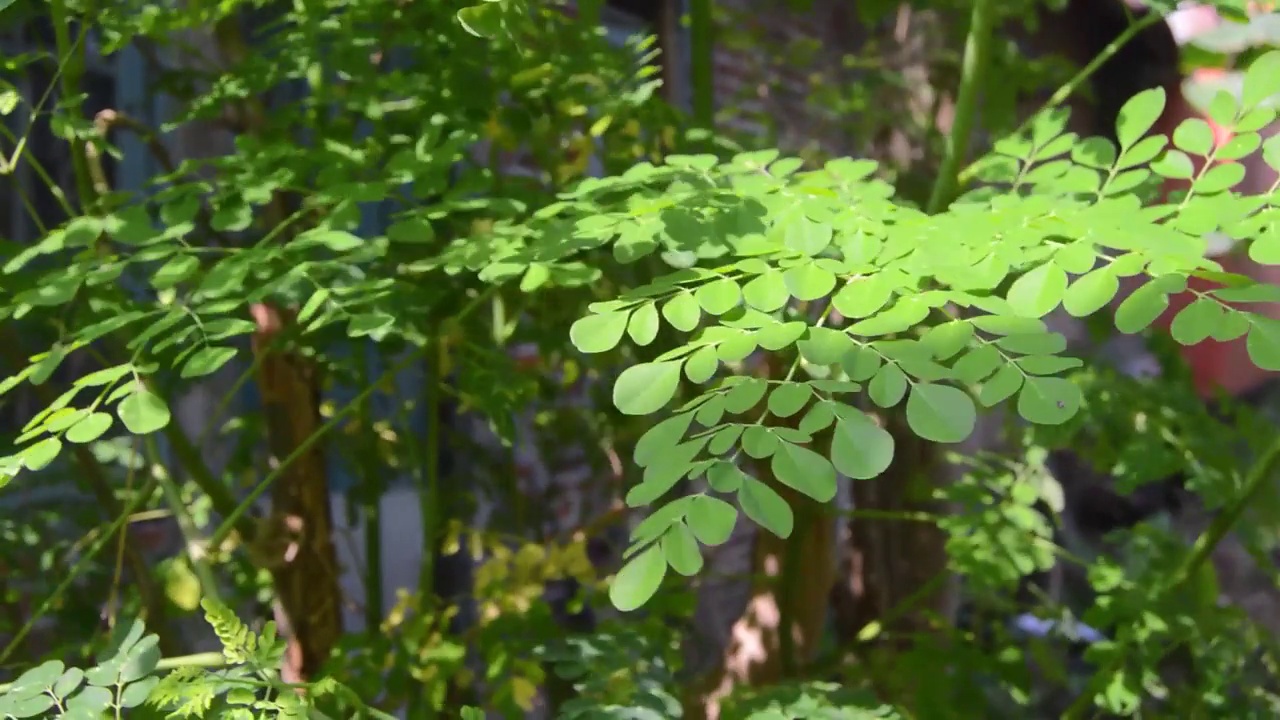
925;0;995;214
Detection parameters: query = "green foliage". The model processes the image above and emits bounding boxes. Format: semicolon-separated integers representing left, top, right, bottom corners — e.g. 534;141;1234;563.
6;0;1280;717
721;682;901;720
0;603;434;719
536;65;1280;612
0;619;160;719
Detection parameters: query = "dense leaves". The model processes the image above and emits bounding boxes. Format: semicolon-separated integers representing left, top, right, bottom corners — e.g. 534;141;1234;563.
554;69;1280;606
4;0;1280;716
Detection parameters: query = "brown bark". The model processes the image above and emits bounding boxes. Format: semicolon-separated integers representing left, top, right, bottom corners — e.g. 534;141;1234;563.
831;412;947;643
829;411;952;709
687;489;837;720
686;353;839;720
250;303;343;681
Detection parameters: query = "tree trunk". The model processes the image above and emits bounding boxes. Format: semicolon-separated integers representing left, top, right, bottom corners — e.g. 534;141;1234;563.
830;411;952;706
251;303;343;681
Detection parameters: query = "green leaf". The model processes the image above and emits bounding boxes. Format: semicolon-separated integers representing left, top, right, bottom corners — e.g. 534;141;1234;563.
783;263;837;302
953;345;1002;383
1117;134;1168;169
717;332;758;362
65;686;112;715
799;402;836;435
1172;118;1215;156
1243;50;1280;110
742;270;790;312
1152;149;1194;179
116;390;172;435
1246;316;1280;371
20;436;61;470
119;676;158;708
686;495;738;546
116;634;161;683
297;289;329;324
150;254;199;289
44;408;86;434
610;543;667;611
1073;136;1117;168
868;363;908;407
635;413;694;467
906;383;976;443
630;499;693;546
696;278;742;315
783;214;833;256
1212;309;1252;342
684;346;719;383
740;476;794;538
65;413;113;444
661;292;702;332
1115;281;1171;334
457;2;504;36
348;313;395;337
978;364;1023;406
724;377;769;413
181;346;238;379
627;303;660;346
1063;266;1120;317
52;668;84;700
995;332;1067;356
662;523;704;576
1016;376;1081;425
28;345;64;386
1170;298;1220;345
770;441;837;502
1196;162;1246;194
613;361;682;415
709;428;740;458
920;321;973;360
1007;262;1068;318
832;277;892;318
849;298;930;336
1116;87;1166;149
797;327;854;365
843;346;883;381
570;311;629;354
73;364;133;389
970;315;1046;336
520;263;551;291
706;461;746;493
766;383;811;418
755;321;807;351
628;441;703;506
10;659;63;695
298;228;363;251
831;413;894;480
696;396;728;426
1017;355;1084;375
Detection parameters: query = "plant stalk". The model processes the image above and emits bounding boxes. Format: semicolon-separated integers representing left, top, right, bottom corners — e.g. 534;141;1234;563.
925;0;994;214
689;0;715;135
356;344;384;631
46;0;94;211
955;9;1163;189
